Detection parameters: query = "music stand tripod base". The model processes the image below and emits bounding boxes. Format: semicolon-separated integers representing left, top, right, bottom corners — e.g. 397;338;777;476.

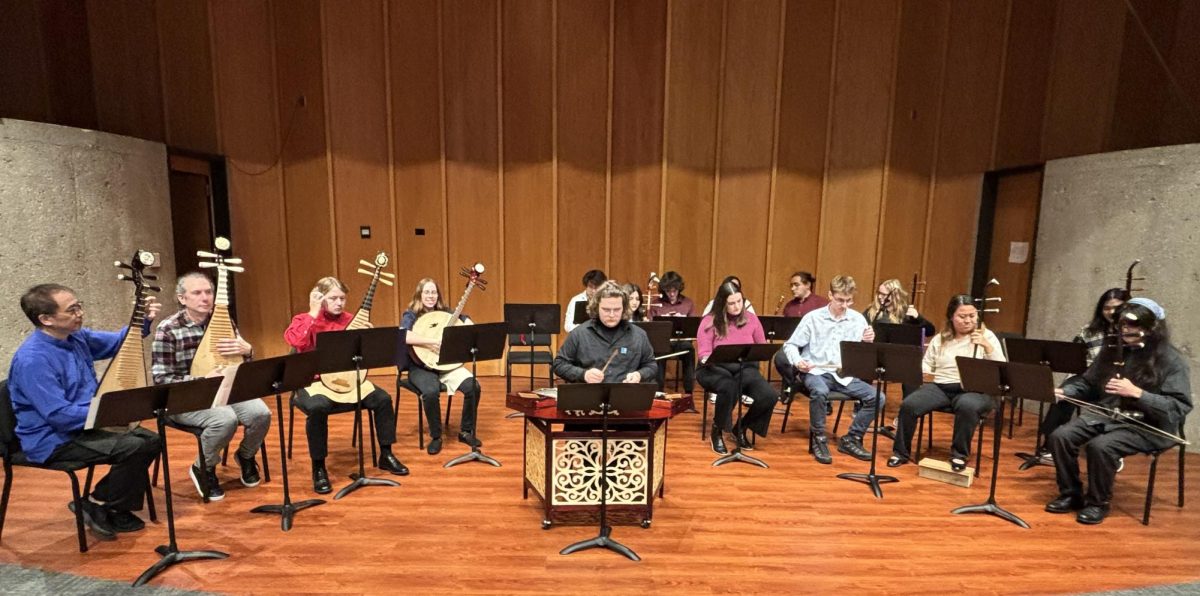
712;449;768;468
836;470;898;499
950;501;1030;529
445;448;501;468
560;526;641;562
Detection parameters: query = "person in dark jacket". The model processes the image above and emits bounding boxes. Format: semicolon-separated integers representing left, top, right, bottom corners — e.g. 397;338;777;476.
553;281;656;385
1045;298;1192;525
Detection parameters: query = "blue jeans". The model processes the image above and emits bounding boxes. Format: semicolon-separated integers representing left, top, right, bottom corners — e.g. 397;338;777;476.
803;372;881;439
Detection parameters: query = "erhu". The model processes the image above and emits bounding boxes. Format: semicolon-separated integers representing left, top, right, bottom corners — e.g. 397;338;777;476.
971;278;1001;358
644;272;661;317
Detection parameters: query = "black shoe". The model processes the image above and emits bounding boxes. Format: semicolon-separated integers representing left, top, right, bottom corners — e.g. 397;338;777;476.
731;424;753;451
206;467;225;501
312;466;332;494
810;434;832;464
710;425;728;455
236;453;261;487
107;509;145;533
189;463;223;501
837;435;872;462
877;425;896;440
779;392;793;406
1045;494;1085;514
427;436;443;455
457;432;483;449
887;454;909;468
378;452;410;476
949;457;967;473
67;500;116;541
1076;504;1110;525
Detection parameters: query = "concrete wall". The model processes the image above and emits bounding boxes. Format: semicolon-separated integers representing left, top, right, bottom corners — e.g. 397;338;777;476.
0;118;175;370
1029;143;1200;449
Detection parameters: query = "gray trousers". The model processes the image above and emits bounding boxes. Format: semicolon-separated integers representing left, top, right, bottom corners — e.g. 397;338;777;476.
170;399;271;469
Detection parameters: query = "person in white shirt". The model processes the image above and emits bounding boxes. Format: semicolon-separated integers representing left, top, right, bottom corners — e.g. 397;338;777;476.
887;294;1005;471
776;275;878;465
563;269;607;333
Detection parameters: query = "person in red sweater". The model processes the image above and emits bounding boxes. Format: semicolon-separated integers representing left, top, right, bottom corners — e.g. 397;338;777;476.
284;276;407;494
696;281;779;455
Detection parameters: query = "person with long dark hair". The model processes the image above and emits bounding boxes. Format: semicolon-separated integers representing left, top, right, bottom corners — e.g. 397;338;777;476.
886;294;1005;471
696;282;778;454
1074;288;1132;366
701;275;755;315
1045;298;1192;525
621;282;647;322
1035;287;1132;465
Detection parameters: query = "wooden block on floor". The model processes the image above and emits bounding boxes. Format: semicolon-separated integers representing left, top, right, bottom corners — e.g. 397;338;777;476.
918;457;974;488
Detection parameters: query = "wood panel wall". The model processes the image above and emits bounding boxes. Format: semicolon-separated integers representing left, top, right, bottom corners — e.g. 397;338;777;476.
5;0;1200;368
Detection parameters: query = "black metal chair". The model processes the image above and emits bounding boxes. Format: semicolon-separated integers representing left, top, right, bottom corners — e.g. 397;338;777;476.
396;372;453;451
1;380;155;552
777;381;853;438
152;417;271;501
914;407;987;477
505;333;554;393
1140;424;1186;525
287;390;377;463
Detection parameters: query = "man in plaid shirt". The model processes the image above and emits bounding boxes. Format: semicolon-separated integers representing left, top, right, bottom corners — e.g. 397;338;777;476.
152;272;270;502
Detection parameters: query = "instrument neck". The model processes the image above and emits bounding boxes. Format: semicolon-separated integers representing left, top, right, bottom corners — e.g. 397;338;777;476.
447;282;476;325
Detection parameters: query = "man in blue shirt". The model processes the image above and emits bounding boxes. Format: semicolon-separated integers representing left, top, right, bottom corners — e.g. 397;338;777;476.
774;275;879;465
8;284;162;540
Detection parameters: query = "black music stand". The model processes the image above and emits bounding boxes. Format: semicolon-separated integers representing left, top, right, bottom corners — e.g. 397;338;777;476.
705;343;778;468
557;382;656;562
660;315;701;340
1005;338;1087;470
504;303;562;393
91;378;229;587
951;357;1035;529
873;322;923;346
837;341;922;498
440;322;508;468
572;300;590;325
758;316;801;386
633;321;673;358
239;352;325;530
315;327;404;499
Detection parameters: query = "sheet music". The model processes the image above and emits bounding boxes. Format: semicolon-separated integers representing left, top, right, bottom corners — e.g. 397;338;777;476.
210;363;241;408
535;387;558;399
84;393;103;430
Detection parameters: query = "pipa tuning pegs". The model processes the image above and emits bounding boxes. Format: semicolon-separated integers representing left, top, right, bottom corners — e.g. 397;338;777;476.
378;278;394;287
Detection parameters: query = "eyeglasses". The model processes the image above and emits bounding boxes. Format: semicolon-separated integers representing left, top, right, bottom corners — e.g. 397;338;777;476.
63;302;85;314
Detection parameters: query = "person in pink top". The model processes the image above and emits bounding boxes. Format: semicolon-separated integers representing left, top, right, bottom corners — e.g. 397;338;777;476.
696;282;779;455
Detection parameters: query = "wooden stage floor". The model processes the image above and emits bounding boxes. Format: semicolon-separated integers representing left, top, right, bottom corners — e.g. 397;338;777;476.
2;376;1198;594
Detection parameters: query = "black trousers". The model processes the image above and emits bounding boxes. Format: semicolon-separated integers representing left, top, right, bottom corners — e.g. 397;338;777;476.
892;383;992;461
407;366;481;438
294;386;396;460
696;364;779;437
46;427;160;512
658;340;695;393
1039;400;1077;438
1050;417;1162;506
